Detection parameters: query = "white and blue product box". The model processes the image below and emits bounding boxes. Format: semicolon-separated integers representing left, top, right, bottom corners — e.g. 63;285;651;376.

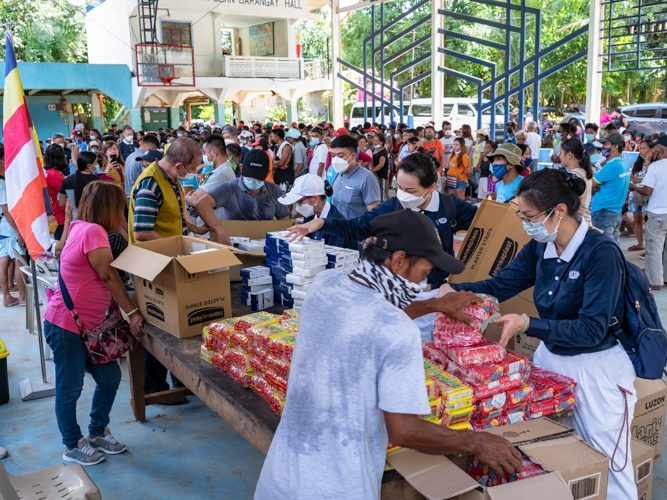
251;288;274;311
240;266;273;307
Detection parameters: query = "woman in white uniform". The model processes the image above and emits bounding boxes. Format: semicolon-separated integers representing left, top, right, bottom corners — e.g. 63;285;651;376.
441;168;637;499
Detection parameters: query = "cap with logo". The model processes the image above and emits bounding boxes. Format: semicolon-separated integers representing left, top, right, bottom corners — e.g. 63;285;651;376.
140;150;164;162
278;174;325;205
369;211;465;274
486;143;523;166
242;149;270;180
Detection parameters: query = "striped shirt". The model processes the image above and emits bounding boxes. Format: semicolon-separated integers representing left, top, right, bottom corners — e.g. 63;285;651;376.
133;169;187;235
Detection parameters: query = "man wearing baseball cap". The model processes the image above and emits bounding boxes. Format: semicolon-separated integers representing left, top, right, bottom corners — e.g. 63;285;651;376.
286;128;308;178
278;174;357;249
256;210;522;500
486;143;525;203
192;148;290;246
591;132;631;243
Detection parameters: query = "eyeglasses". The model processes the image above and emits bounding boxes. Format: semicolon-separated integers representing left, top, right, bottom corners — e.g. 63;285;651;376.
515;206;555;224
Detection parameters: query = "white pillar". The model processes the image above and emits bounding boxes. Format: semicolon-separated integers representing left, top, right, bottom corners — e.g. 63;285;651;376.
331;0;343;127
213;14;223;55
585;0;603;125
286;19;298;59
431;0;443;127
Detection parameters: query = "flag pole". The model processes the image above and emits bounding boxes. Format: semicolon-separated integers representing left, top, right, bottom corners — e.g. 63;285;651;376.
31;258;48;384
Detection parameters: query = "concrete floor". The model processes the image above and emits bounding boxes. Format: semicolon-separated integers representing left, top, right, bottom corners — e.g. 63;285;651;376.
0;230;666;499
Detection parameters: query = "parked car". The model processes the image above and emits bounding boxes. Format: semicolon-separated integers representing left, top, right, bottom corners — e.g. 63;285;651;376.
621;103;667;136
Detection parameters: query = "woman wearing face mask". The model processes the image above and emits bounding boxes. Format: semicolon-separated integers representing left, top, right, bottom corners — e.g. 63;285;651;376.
477;141;497;200
487;143;525;203
460;125;474;155
445;138;472;200
559;139;594;226
371;133;389;201
44;145;69;239
288;153;478;286
442;168;637;500
278;174;358;249
626;140;651;252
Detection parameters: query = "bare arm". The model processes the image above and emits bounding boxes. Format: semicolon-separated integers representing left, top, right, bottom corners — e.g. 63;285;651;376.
194;194;231;245
403;291;482;324
185;188;209;207
55;200;73;259
276;146;292;169
384;413;522;477
87;247;144;337
294;162;304;177
371;155;386;173
367;201;380;211
630;184;653;197
317;162;325;178
439;149;445;168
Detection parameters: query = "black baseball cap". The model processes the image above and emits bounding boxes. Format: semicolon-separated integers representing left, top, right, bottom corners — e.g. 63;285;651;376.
242;149;270;181
139;150;163;162
648;135;667;148
602;132;625;149
369;211;465;274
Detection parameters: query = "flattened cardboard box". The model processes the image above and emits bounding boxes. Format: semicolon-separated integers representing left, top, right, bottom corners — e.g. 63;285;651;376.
451;200;541;361
632;438;654;500
387;419;583;500
632;377;667;465
112;236;241;338
210;219;293;281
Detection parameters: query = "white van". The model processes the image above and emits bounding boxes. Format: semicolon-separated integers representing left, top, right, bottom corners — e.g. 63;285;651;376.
349;98;505;140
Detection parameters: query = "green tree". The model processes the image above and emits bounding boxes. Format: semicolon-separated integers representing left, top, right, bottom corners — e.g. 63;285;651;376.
0;0;87;62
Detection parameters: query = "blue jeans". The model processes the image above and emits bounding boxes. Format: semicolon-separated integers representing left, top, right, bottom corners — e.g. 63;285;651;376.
44;320;121;448
592;209;622;245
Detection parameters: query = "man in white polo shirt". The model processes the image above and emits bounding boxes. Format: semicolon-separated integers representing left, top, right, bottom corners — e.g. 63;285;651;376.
630;136;667;290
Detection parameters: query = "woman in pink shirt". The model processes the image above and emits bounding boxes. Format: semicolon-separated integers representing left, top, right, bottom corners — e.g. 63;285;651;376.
44;181;144;466
600;105;613;126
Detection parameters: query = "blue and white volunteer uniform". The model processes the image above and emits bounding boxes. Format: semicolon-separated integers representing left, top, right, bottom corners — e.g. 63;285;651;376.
451;218;637;500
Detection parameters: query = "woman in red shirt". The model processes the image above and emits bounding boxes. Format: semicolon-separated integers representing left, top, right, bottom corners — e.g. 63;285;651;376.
43;145;68;239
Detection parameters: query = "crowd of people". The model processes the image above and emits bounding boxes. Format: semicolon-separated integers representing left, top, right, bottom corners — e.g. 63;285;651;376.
0;106;665;498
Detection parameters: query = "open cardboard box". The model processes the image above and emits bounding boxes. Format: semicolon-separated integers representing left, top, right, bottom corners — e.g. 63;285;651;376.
387;418;609;499
632;438;654;500
451;199;541;359
112;236;241;338
210;220;293;281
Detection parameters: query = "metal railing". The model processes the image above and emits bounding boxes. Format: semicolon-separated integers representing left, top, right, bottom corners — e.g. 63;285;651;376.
224;56;302;79
194;55;225;77
303;58;330;80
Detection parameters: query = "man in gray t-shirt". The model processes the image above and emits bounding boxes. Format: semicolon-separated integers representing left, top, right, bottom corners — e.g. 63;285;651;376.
256;211;521;500
286;129;308;177
124;134;160;199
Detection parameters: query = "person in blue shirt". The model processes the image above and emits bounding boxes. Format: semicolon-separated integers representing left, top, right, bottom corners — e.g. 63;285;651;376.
487;143;524;203
278;174;358;250
441;168;637;499
591;132;631;244
287;153;478;286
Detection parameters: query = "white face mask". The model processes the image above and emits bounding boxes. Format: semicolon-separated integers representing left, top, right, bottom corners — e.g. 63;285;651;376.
397;187;430;209
394;133;400;139
296;199;315;218
124;136;133;143
522;209;561;243
444;130;452;137
331;155;352;174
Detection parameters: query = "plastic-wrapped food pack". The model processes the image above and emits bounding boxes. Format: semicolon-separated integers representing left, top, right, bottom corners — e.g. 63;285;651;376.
445;339;506;367
262;388;286;415
250;356;264;374
430;371;474;409
527;398;555;419
265;355;290;378
229;331;253;354
469;374;523;403
462;294;499;322
264;369;288;395
472;410;526;430
209;317;240;342
211;352;226;370
422;342;449;368
199;345;215;364
224;348;253;372
279;316;300;331
475;384;532;417
270;334;297;363
226;363;252;388
529;366;577;397
249;323;293;346
433;314;483;347
418;397;442;419
282;308;301;318
554;391;576;413
468;453;547;487
202;326;218;351
235;312;281;333
449;350;528;386
437;402;474;426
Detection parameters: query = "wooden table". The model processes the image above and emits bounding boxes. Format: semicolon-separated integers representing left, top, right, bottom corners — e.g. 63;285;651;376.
126;285;425;499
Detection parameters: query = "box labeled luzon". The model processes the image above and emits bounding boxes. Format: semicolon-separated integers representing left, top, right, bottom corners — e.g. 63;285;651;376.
112;236;241;338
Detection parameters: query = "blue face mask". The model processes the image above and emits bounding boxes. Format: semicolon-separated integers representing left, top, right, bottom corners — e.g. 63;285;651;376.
590;153;600;164
492;164;507;180
309;138;320;147
203;154;215;170
585;134;595;142
555;132;561;140
243;177;265;191
524;157;533;168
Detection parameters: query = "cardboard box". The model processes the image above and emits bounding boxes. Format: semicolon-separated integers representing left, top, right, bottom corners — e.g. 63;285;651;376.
112;236;241;338
632;378;667;465
387;419;579;499
520;435;609;499
210;220;293;281
451;200;541;361
632;438;654;500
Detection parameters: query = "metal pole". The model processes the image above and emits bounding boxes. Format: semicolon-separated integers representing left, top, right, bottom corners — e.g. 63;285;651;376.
31;259;47;384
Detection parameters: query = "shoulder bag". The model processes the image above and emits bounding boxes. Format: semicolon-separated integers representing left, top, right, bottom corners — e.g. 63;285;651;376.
57;271;135;364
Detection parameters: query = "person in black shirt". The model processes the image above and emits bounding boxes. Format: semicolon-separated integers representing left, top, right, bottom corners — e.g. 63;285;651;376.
371;132;389;201
477;141;497;200
59;151;103;218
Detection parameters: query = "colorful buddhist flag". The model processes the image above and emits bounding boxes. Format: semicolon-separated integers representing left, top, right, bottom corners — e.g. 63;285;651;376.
3;28;52;260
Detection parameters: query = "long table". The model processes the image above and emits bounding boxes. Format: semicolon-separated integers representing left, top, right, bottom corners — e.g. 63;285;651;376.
126;285;424;499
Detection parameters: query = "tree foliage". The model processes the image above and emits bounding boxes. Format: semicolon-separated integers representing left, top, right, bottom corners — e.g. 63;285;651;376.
0;0;87;63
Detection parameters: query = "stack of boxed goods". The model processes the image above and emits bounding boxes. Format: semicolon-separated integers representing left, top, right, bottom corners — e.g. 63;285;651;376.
264;232;360;309
423;293;576;431
239;266;274;311
200;309;301;416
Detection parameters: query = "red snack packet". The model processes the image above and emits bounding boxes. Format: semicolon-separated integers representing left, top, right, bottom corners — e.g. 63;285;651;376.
462;294;499;322
529;366;577;397
469;374;523;402
434;314;483;347
554;391;576;413
235;312;281;333
472;410;526;430
226;363;252;387
250;357;264;375
264;369;288;395
229;331;253;354
265;355;290;378
423;342;449;367
446;340;507;367
528;398;555;419
249;374;269;396
468;453;547;486
211;351;227;370
224;348;253;372
262;387;286;415
475;384;531;416
249;323;293;346
253;342;270;362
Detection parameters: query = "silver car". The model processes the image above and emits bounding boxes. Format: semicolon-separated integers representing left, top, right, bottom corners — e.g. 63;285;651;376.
621;103;667;136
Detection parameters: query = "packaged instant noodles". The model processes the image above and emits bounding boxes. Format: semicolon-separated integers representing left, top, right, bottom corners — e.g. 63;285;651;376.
279;316;300;331
226;363;252;387
199;345;215;364
235;312;281;333
281;308;301;319
224;348;253;372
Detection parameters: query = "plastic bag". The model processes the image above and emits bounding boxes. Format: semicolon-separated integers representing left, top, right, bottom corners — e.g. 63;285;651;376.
462;294;499;322
469;374;523;403
434;314;483;347
468;453;547;487
235;312;281;333
529;366;577;397
445;339;506;367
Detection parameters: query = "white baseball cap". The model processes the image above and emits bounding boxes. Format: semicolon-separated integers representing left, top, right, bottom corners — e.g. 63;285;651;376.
278;174;325;205
286;128;301;140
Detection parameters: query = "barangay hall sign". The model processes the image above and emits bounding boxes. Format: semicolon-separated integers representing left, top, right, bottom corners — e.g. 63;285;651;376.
193;0;310;18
